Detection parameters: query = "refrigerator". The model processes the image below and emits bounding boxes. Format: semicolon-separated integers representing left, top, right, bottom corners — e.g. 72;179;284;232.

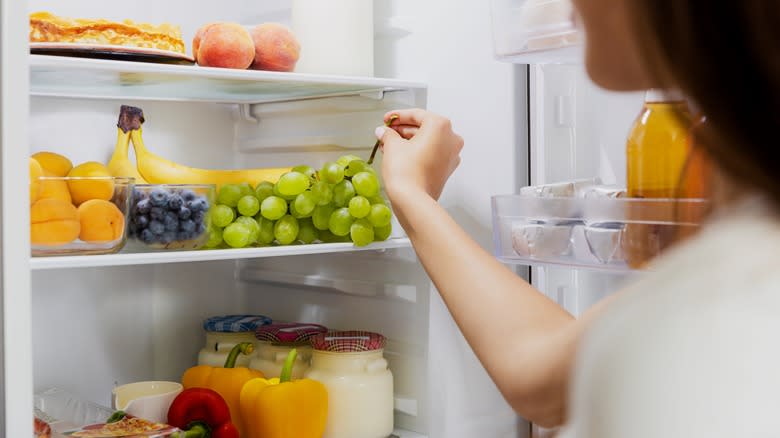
4;0;658;436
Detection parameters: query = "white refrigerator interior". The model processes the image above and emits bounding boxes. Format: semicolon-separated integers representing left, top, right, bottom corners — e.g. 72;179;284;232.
16;1;529;438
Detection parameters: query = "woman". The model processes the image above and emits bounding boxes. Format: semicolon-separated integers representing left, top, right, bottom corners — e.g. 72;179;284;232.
376;1;780;435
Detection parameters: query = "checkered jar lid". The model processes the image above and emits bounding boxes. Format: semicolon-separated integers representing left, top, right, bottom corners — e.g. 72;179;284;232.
310;331;386;352
203;315;272;333
255;323;328;344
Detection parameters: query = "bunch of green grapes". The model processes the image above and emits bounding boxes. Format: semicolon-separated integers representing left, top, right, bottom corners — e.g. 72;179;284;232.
205;155;393;249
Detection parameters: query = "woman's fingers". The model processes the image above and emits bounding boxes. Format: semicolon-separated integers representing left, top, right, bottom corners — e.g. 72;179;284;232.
384;108;435;127
391;124;419;139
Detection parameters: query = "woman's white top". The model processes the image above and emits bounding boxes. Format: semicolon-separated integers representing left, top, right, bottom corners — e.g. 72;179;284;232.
560;199;780;437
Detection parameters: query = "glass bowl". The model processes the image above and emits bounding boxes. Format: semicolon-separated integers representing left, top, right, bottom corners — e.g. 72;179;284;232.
127;184;215;251
31;176;134;256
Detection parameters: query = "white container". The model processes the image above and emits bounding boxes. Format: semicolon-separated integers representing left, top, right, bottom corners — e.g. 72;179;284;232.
292;0;374;76
304;331;393;438
112;381;182;424
197;315;272;367
249;322;328;379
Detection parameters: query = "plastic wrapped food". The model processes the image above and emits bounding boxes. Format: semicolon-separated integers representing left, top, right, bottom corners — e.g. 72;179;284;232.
580;185;626;200
511;221;574;258
519;178;601;198
34;388;115;435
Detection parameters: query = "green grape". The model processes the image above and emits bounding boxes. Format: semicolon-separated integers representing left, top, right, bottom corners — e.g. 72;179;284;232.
260;196;288;220
311;181;333;206
329;207;353;237
255;181;275;202
348;196;371;218
211;204;235;228
337;154;362;167
318;229;339;243
274;215;300;245
237;195;261;217
312;205;335;230
277;172;310;197
368;204;392;227
273;183;297;201
205;226;224;248
297;218;318;244
223;222;252;248
369;195;387;205
352;171;380;197
374;223;392;241
257;217;275;245
344;159;368;177
350;218;375;247
333;180;356;207
239;182;255;198
320;162;345;184
217;184;242;207
292;165;317;181
294;192;317;217
234;216;260;243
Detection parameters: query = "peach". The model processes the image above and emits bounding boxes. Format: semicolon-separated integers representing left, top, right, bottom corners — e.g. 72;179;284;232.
39;172;73;203
32;152;73;177
30;158;43;204
192;22;223;62
196;23;255;69
30;198;80;245
77;199;125;243
250;23;300;72
67;162;114;205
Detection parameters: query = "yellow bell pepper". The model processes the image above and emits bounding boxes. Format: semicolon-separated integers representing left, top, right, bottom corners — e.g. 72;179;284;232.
240;348;328;438
182;342;264;438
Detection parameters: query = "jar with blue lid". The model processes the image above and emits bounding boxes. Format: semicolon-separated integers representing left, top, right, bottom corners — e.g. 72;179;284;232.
197;315;272;367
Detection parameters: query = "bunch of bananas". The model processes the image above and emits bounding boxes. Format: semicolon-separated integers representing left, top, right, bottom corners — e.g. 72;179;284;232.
109;105;290;187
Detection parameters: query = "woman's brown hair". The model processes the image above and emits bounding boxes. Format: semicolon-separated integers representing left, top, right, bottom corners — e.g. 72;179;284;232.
627;2;780;206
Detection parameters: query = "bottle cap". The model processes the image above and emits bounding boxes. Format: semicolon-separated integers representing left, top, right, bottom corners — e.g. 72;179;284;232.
645;89;685;103
203;315;272;333
255;322;328;344
310;331;386;352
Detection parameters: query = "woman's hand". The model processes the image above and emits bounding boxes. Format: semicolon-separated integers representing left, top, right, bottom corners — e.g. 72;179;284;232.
376;109;464;203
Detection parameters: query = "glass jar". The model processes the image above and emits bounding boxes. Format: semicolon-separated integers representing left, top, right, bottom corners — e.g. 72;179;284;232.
197;315;271;367
304;331;393;438
249;323;327;379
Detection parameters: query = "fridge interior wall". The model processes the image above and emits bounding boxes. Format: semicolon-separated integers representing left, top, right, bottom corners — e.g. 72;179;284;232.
25;0;526;437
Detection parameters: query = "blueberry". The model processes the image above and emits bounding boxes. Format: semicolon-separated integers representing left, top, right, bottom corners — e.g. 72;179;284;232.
149;220;165;235
135;198;151;215
133;189;148;202
187;197;209;212
128;222;138;237
140;228;156;243
167;194;183;211
164;213;179;232
178;206;192;220
192;210;205;224
196;222;207;234
160;231;176;244
180;219;196;233
134;214;150;228
149;188;170;207
181;190;197;202
150;207;165;221
178;231;195;241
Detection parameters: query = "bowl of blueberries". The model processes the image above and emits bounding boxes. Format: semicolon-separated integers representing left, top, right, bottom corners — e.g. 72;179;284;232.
127;184;215;250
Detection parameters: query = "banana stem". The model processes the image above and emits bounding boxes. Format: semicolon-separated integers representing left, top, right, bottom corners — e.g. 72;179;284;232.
118;105;145;133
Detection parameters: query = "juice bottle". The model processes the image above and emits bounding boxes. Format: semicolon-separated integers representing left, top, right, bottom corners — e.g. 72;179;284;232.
624;90;696;268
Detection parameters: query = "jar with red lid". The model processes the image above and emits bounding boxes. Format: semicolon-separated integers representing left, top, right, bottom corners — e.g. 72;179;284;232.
248;322;328;379
304;331;394;438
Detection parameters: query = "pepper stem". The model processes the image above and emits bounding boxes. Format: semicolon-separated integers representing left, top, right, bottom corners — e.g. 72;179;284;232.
280;348;298;383
173;423;209;438
223;342;254;368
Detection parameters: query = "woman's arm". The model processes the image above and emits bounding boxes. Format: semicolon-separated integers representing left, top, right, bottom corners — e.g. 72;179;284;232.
377;109;610;427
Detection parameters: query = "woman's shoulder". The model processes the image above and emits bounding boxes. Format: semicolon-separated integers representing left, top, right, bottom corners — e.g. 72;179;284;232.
564;202;780;437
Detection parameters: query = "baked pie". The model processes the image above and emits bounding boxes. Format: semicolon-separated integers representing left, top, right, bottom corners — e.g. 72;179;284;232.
30;11;186;54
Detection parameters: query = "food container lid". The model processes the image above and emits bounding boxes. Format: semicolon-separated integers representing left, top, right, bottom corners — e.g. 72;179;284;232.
255;323;328;344
203;315;272;333
310;331;386;352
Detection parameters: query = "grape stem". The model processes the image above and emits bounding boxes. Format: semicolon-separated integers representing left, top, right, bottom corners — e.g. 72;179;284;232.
367;115;399;165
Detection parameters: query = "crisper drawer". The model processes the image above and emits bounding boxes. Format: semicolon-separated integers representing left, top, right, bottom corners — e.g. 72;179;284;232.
492;195;710;271
490;0;581;63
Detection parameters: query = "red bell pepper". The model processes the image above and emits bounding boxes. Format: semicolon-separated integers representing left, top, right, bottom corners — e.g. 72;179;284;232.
167;388;239;438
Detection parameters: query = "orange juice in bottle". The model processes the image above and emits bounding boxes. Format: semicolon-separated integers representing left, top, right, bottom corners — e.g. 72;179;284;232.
624;90;695;268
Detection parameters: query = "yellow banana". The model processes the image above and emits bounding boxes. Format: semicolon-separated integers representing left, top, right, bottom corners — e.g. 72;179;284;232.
131;128;290;189
108;127;148;183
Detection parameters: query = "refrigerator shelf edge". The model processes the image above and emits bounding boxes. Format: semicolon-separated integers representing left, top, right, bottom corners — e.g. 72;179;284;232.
492;195;710;272
392;429;428;438
29;55;427;104
30;238;412;270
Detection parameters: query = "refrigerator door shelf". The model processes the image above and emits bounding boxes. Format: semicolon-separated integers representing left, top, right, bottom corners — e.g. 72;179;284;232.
29;238;412;270
492;195;710;271
490;0;582;64
29;55;426;104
